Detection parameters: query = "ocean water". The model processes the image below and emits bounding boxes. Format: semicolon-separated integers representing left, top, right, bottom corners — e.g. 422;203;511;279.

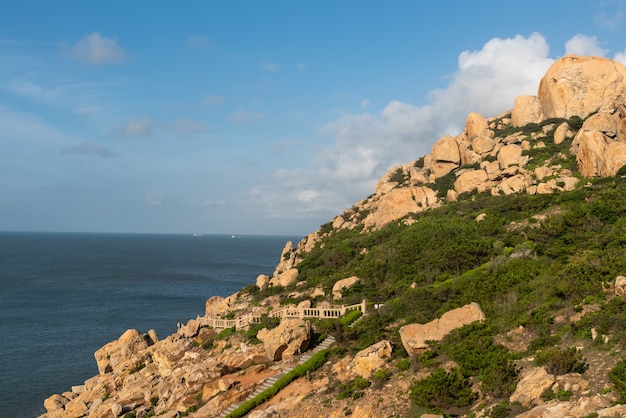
0;232;300;418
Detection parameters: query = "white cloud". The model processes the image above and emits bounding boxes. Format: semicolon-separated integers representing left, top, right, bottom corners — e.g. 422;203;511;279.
185;34;213;49
564;34;609;56
229;109;264;125
71;32;129;65
249;33;556;221
116;117;153;137
615;49;626;65
62;141;119;158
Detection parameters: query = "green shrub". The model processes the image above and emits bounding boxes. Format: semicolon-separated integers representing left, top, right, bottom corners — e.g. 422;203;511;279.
534;347;587;375
608;358;626;403
410;368;475;413
337;376;371;400
339;309;362;326
395;358;412;371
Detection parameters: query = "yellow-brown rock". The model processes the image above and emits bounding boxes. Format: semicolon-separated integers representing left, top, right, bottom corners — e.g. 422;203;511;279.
270;268;299;287
509;367;555;407
497;144;524;168
399;302;485;357
258;318;312;361
538;55;626;120
454;169;490;194
512;95;544;127
332;276;360;300
351;340;392;378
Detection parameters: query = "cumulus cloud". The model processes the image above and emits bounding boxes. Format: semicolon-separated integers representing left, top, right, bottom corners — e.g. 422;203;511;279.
62;142;119;158
70;32;129;65
250;33;556;221
564;34;609;56
615;49;626;65
229;109;264;125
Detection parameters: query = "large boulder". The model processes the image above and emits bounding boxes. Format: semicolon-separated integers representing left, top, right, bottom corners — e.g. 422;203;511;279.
332;276;360;300
574;111;626;177
94;329;150;375
351;340;392;378
399;302;486;357
273;241;296;276
512;95;544;127
509;367;555;407
269;268;299;287
257;318;312;361
362;186;438;230
538;55;626;120
454;169;491;194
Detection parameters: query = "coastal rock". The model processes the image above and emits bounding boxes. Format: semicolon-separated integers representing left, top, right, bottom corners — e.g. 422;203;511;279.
258;318;312;361
465;112;490;139
574;111;626;177
538;55;626;120
509;367;555;407
270;268;299;287
94;329;149;375
43;394;69;412
399;302;486;357
362;186;438;230
512;95;544;127
256;274;271;290
273;241;296;276
332;276;360;300
430;135;461;178
351;340;392;378
498;144;524;168
454;169;490;194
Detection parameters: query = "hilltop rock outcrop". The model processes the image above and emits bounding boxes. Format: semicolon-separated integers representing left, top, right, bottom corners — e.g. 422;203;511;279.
538;55;626;120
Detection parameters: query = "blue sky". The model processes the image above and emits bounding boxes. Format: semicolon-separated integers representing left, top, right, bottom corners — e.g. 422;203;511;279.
1;1;626;236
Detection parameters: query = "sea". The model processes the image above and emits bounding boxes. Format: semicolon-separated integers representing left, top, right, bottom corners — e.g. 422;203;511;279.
0;232;301;418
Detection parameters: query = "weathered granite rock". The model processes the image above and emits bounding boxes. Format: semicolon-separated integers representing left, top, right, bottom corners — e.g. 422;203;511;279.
332;276;360;300
615;275;626;296
270;268;299;287
256;274;271;290
512;95;544;127
538;55;626;120
43;394;69;412
258;318;312;361
273;241;296;276
509;366;555;407
454;169;490;194
94;329;149;375
399;302;486;357
351;340;392;378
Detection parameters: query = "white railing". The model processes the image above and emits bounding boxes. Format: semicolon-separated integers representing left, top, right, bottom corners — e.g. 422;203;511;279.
198;299;367;330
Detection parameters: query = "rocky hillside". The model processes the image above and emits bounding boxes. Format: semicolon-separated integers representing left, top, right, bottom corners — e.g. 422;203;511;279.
42;55;626;418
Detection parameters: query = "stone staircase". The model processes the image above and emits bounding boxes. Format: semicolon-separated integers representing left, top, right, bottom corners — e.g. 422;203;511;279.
220;335;336;417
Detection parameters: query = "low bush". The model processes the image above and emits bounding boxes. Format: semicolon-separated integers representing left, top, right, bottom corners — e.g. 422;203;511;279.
534;347;587;375
410;367;475;413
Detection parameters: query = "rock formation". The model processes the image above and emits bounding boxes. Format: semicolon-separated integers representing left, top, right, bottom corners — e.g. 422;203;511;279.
399;302;486;357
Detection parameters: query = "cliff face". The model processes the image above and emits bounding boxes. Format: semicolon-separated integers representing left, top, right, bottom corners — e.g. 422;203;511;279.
42;55;626;418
